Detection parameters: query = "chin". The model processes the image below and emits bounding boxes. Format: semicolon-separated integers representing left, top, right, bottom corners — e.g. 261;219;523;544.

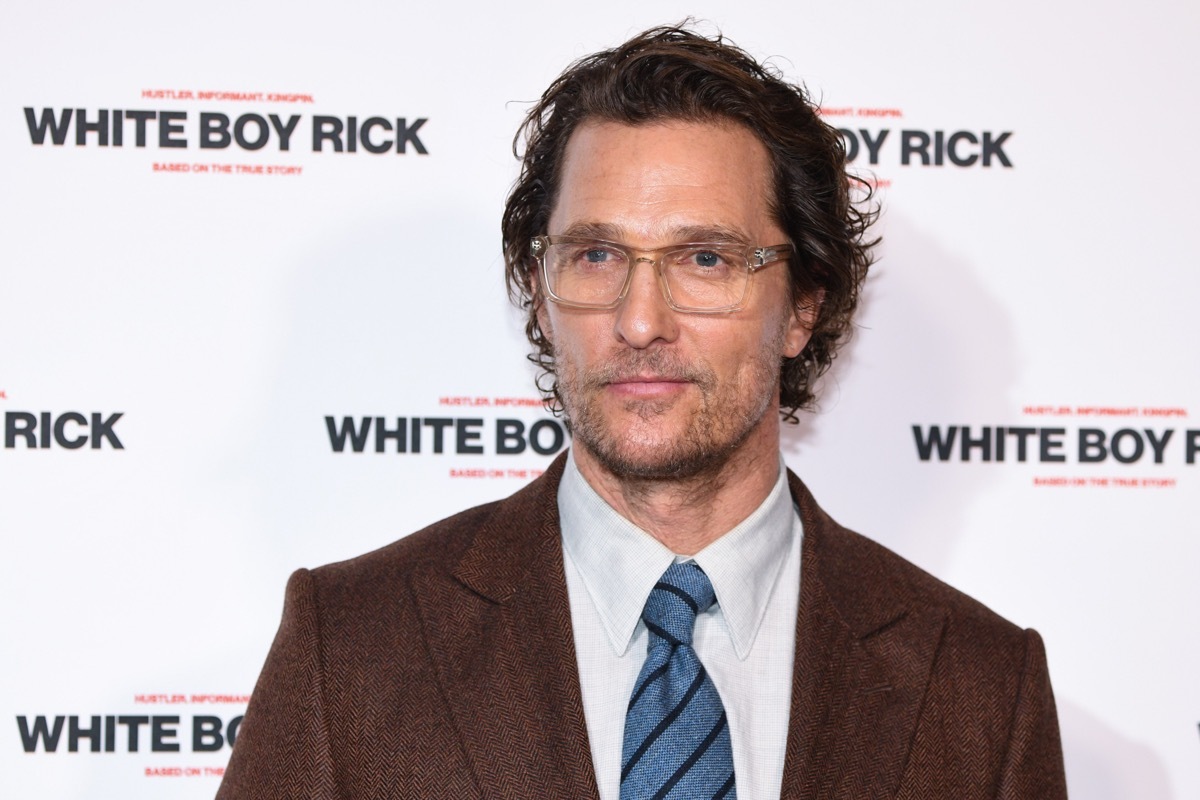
591;443;724;480
578;416;745;481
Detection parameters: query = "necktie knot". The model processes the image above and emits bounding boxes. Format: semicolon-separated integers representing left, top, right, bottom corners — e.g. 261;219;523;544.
642;562;716;648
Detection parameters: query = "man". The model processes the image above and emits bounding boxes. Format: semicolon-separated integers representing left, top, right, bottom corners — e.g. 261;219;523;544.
219;25;1067;800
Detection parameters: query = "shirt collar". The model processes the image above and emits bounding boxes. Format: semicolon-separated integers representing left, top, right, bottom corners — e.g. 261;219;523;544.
558;449;797;660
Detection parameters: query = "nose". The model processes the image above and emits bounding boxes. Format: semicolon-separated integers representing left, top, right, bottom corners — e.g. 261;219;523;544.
613;258;679;349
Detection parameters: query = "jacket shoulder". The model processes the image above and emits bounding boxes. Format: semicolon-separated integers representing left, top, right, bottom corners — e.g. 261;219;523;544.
831;519;1024;636
311;501;501;589
790;471;1029;651
304;453;568;610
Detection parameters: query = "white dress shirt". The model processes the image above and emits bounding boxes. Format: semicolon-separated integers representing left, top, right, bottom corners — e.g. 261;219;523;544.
558;450;803;800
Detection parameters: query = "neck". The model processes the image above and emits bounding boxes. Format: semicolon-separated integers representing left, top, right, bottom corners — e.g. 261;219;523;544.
571;416;783;555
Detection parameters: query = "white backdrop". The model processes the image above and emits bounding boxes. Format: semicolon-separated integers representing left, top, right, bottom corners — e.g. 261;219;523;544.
2;2;1197;797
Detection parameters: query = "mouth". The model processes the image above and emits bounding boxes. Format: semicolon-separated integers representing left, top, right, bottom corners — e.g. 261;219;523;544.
605;375;692;398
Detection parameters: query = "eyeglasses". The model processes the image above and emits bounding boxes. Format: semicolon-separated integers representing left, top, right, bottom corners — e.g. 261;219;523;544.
531;235;793;313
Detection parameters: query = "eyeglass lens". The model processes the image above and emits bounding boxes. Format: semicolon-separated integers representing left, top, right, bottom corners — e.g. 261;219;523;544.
543;241;749;309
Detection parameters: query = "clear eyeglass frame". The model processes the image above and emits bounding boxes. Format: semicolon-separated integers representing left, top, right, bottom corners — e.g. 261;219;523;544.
530;235;795;314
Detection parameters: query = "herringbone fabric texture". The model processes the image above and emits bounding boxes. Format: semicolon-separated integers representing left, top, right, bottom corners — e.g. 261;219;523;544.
621;563;735;800
217;453;1068;799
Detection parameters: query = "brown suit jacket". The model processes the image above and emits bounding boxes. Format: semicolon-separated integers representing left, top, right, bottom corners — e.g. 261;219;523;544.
218;454;1067;799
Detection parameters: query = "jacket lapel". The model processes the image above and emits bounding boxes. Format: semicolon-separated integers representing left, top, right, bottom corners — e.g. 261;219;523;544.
411;455;600;800
781;473;946;799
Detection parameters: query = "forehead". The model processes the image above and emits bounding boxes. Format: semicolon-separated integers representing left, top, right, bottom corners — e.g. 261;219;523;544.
548;119;779;244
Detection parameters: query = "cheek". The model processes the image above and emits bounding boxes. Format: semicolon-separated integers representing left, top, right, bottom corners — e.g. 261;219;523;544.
685;321;767;378
540;308;606;369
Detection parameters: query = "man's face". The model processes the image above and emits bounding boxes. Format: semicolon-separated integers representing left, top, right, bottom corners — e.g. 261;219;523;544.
539;120;812;480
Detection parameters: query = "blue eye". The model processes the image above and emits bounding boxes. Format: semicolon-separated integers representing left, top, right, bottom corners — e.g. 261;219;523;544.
584;249;610;263
694;251;721;268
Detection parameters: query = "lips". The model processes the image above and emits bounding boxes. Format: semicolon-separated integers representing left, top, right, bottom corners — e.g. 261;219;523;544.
607;373;689;385
605;374;692;398
581;351;714;396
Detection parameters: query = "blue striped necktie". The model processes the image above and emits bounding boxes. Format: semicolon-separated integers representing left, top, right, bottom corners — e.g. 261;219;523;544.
620;562;736;800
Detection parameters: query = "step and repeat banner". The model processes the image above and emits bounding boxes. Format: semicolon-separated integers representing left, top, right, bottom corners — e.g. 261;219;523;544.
2;2;1197;797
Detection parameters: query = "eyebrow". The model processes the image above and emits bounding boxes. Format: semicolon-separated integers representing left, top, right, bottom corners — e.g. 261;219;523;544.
556;221;751;246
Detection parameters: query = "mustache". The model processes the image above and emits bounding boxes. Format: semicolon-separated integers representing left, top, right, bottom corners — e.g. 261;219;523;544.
581;350;715;389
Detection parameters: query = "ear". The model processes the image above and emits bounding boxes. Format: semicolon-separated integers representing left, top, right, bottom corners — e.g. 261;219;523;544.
783;289;823;358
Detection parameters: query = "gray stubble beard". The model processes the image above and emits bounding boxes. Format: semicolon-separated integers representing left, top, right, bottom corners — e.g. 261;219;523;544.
557;344;779;483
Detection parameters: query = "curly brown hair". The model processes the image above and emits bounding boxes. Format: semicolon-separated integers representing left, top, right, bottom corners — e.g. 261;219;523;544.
502;23;878;421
